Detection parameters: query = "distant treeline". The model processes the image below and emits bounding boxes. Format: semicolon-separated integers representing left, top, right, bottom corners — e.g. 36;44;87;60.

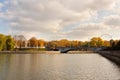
0;33;120;51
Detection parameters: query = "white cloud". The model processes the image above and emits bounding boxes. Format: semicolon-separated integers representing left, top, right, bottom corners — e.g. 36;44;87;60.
0;3;3;9
58;0;115;12
64;23;110;40
1;0;119;40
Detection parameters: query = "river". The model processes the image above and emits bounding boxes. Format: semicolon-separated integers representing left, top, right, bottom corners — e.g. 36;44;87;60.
0;53;120;80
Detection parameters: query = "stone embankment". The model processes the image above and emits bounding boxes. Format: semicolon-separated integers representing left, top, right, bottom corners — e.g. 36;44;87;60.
68;51;94;54
98;51;120;64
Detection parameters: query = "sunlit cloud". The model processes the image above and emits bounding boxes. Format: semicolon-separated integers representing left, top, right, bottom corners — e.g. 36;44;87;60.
0;0;120;40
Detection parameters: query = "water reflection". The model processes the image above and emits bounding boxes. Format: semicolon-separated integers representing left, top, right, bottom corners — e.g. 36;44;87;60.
0;54;120;80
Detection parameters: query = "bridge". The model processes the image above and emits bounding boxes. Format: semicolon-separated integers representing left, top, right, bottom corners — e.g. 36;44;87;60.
58;47;75;53
57;47;103;53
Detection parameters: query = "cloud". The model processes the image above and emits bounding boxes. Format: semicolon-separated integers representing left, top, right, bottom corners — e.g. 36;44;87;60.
104;15;120;28
64;23;110;40
0;3;4;16
0;3;3;9
59;0;115;11
5;0;93;34
1;0;119;40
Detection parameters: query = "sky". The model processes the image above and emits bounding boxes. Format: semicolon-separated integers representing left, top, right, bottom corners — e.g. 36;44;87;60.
0;0;120;41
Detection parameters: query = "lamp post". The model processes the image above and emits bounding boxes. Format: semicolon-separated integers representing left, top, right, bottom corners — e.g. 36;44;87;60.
88;37;91;51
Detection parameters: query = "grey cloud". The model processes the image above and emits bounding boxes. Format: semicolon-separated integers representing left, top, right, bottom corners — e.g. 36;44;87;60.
64;23;109;40
58;0;115;12
104;15;120;27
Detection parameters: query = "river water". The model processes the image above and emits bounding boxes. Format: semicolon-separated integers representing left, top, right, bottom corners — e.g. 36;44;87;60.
0;53;120;80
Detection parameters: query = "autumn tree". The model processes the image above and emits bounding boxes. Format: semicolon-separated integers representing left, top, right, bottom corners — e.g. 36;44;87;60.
90;37;104;47
59;39;70;47
71;40;79;48
13;35;26;48
29;37;38;47
47;40;58;49
77;41;83;47
38;39;45;48
104;40;110;47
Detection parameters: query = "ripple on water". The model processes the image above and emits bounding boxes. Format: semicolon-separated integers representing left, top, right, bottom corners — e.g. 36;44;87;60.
0;53;120;80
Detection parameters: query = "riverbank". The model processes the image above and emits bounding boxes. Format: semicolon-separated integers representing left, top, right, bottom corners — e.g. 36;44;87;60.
98;51;120;64
0;51;94;54
68;51;94;54
0;51;60;54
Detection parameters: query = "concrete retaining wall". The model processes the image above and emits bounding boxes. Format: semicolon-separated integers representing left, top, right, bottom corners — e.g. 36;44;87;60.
99;51;120;64
68;51;94;54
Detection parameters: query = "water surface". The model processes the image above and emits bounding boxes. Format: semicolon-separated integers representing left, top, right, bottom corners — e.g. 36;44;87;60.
0;53;120;80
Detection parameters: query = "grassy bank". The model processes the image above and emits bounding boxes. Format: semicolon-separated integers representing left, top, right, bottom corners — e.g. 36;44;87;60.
14;48;47;51
0;50;95;54
0;51;60;54
68;51;94;54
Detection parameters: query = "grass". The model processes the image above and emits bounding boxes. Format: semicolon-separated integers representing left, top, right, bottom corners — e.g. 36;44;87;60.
15;48;47;51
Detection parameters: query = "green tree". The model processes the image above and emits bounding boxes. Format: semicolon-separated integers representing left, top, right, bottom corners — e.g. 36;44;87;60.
6;35;15;50
0;34;6;51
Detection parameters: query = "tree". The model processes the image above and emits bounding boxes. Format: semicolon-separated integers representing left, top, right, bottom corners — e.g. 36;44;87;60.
0;34;6;51
6;35;15;50
0;34;15;51
13;35;26;48
38;39;45;48
71;40;79;48
47;40;58;49
110;40;120;50
104;40;110;47
82;41;89;47
59;39;70;47
110;39;114;47
90;37;104;47
29;37;38;47
116;41;120;50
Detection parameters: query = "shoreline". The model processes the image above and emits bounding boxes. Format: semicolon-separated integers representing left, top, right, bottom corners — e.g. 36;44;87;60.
0;51;60;54
98;51;120;65
0;51;94;54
